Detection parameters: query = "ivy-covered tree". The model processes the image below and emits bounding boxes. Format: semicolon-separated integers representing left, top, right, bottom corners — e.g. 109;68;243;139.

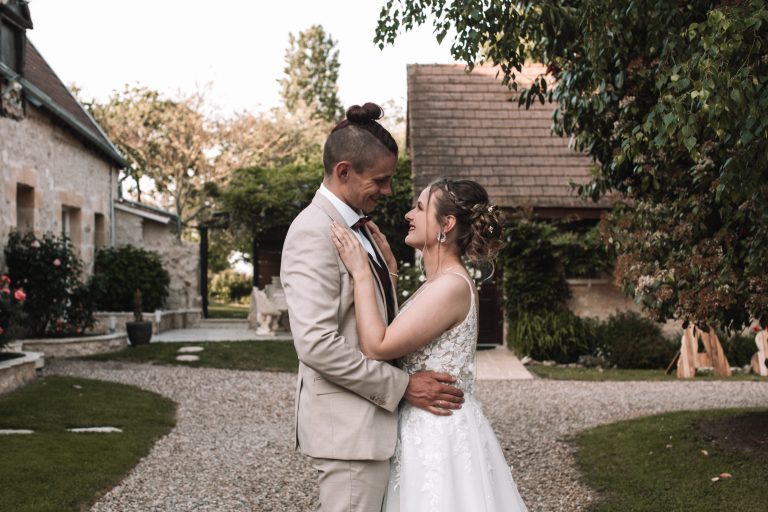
279;24;345;122
376;0;768;331
220;163;324;239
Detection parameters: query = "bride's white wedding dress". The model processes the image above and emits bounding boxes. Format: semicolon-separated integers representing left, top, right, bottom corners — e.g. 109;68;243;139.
383;273;529;512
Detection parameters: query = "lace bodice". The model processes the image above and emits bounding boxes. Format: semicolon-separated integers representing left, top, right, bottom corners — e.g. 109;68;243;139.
386;273;528;512
398;273;477;393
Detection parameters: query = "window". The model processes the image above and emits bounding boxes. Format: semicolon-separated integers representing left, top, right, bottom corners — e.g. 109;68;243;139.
94;213;106;249
61;205;82;248
15;183;34;233
0;19;20;72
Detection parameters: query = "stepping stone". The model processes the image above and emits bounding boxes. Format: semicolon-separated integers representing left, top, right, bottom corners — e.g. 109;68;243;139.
0;429;34;435
176;355;200;362
178;346;204;353
67;427;123;433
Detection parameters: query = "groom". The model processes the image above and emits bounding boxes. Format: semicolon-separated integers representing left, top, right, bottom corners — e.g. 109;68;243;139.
280;105;464;512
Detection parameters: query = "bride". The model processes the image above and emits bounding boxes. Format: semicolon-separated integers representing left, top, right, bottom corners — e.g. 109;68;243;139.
330;178;528;511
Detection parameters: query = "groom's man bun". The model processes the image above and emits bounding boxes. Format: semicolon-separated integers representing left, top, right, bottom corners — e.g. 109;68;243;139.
323;102;398;176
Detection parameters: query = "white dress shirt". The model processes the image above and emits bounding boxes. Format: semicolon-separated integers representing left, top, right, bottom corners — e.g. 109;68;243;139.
318;183;381;265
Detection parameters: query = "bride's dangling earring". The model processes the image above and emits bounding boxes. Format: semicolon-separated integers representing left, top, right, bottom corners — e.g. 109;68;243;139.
437;231;447;243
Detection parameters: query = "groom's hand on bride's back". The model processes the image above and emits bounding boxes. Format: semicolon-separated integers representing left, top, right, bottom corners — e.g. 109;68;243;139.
404;371;464;416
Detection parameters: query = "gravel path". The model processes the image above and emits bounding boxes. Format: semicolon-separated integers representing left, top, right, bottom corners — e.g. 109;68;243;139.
47;360;768;512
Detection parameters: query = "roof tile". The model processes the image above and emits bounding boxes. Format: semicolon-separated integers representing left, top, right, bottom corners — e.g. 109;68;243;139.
408;64;609;209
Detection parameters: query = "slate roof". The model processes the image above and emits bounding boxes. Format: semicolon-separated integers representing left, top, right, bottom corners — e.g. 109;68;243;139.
8;39;128;168
407;64;610;210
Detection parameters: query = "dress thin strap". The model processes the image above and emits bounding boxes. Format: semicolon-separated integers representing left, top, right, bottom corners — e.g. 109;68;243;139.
449;272;475;309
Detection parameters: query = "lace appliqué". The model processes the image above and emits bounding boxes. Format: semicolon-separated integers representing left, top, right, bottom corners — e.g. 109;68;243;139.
390;273;478;506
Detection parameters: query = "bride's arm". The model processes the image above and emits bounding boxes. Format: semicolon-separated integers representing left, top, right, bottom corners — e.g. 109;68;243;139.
331;223;468;361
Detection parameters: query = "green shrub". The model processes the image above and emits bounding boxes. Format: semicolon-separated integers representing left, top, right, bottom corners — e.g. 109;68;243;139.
4;231;95;337
508;310;598;363
89;245;170;312
551;225;613;278
721;333;759;367
596;311;678;369
210;269;252;303
395;261;426;302
501;218;571;320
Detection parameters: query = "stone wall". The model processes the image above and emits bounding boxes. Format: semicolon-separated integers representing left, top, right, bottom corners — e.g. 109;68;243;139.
567;278;682;336
155;241;200;310
0;108;117;273
114;208;143;247
114;210;201;310
92;309;201;335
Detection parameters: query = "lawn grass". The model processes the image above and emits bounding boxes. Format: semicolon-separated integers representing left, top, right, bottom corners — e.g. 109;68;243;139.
207;300;249;319
0;376;176;512
529;365;768;381
575;408;768;512
84;340;299;372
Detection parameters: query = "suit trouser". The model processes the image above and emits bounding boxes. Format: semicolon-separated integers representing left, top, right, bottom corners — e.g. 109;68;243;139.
311;457;390;512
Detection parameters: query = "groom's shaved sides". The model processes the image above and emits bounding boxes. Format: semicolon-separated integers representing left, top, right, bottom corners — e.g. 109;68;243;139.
323;102;398;176
323;126;391;176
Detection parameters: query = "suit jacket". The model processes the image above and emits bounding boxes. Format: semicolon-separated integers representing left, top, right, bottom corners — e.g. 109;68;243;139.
280;191;410;461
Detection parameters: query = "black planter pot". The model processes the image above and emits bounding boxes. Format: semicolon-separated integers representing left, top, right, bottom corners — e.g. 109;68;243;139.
126;321;153;346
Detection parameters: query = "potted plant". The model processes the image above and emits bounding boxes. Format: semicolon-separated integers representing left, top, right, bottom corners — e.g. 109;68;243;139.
125;288;152;346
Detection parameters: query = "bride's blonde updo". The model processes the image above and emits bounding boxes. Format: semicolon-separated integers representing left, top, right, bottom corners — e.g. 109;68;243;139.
428;178;503;265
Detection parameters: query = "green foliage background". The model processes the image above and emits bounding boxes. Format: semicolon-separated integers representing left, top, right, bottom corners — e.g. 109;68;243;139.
4;232;94;337
220;163;323;238
376;0;768;331
90;245;170;312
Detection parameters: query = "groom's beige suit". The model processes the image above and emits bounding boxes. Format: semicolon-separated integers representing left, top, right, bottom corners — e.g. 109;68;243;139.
281;190;410;511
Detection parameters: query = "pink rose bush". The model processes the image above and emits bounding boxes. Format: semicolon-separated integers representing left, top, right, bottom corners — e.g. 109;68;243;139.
0;274;27;348
4;231;95;338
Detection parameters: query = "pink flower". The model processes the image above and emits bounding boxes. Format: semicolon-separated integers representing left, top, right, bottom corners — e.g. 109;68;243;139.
1;275;9;284
53;258;61;267
13;289;26;302
30;240;40;248
0;287;9;295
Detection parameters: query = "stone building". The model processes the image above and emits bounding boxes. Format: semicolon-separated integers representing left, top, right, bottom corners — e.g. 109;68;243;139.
407;64;644;344
0;1;125;273
0;0;200;320
114;198;199;310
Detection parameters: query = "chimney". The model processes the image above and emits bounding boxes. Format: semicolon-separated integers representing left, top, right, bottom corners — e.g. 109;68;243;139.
0;0;32;119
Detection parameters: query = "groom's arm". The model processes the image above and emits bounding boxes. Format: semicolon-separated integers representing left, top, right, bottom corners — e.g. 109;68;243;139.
281;220;409;412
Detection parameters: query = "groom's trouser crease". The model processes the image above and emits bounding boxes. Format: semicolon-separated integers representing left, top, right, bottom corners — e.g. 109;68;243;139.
311;457;389;512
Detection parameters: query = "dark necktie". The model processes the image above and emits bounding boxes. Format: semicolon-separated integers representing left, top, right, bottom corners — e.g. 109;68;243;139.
353;222;395;325
351;216;371;230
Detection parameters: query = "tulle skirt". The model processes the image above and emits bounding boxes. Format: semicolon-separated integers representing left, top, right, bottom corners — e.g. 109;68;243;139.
383;394;528;512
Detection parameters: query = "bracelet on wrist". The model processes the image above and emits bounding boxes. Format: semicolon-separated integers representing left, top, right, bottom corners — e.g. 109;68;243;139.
389;271;399;278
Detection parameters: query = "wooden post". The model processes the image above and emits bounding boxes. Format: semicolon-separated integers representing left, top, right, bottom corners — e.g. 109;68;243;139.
677;324;731;378
200;225;209;319
704;329;731;377
677;326;697;378
751;331;768;376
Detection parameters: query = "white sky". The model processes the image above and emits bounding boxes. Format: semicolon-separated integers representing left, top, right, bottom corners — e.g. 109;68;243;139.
27;0;457;117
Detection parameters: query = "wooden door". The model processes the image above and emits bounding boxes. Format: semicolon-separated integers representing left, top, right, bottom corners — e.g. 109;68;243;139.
477;267;504;346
